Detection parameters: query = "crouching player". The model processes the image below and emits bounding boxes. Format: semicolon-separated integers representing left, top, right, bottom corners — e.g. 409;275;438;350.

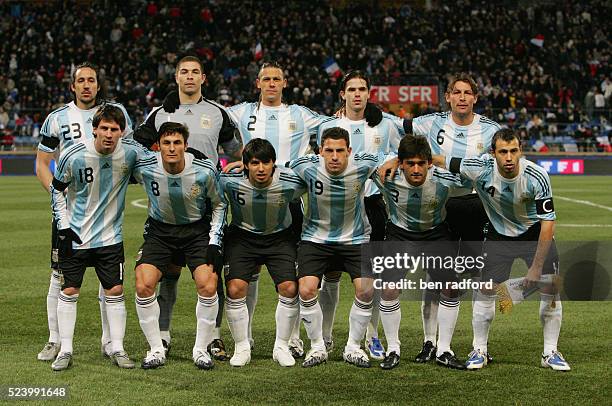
219;138;307;367
132;122;226;370
374;135;472;370
444;128;570;371
289;127;383;368
50;105;148;371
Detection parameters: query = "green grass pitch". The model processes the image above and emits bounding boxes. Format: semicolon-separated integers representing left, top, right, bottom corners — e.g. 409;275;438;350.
0;176;610;404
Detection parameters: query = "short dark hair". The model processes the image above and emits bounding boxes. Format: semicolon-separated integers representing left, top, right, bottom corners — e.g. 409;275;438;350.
491;128;520;151
92;104;126;131
72;62;99;84
176;55;204;74
398;135;432;162
158;122;189;143
446;72;478;95
320;127;350;149
258;61;284;79
242;138;276;166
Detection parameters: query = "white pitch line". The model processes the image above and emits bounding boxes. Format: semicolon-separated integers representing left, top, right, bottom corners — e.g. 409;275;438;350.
556;224;612;228
131;199;148;209
556;195;612;212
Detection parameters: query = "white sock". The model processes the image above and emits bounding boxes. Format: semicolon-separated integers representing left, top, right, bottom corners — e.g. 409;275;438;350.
421;287;439;344
437;296;460;356
194;294;218;352
472;291;496;354
157;277;178;335
379;299;401;355
346;297;373;351
99;283;110;346
105;294;127;354
160;330;171;343
135;294;164;353
290;304;301;341
57;292;78;354
275;295;299;348
47;271;61;343
540;293;562;355
366;288;381;339
299;296;324;351
246;273;259;343
225;297;249;351
319;274;340;341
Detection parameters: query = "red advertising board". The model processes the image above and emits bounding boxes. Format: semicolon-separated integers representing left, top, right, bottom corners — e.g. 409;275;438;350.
369;86;439;104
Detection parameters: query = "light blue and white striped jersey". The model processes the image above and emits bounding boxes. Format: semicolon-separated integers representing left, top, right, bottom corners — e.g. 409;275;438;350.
226;102;333;165
374;167;472;232
318;116;402;196
455;155;556;237
219;166;307;235
51;138;151;249
386;111;500;157
132;154;226;246
289;153;379;245
38;101;133;156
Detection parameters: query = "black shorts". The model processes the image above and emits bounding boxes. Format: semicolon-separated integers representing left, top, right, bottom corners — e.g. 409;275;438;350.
223;226;297;287
297;241;372;281
50;218;59;270
59;243;125;289
482;223;559;284
383;222;459;284
289;199;304;241
136;217;215;274
446;193;488;256
365;194;388;242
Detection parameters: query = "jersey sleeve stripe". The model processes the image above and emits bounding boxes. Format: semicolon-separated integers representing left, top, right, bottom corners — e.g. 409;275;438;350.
525;166;551;196
57;144;86;174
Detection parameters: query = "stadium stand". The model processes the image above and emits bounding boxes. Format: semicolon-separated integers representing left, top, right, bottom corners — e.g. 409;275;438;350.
0;0;610;152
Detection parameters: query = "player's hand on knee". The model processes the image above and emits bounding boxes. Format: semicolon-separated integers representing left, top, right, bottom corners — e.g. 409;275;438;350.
57;227;82;258
162;90;180;113
206;244;223;272
523;266;542;289
222;160;244;173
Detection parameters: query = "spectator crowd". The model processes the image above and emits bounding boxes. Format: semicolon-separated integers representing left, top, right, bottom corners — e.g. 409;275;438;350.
0;0;610;151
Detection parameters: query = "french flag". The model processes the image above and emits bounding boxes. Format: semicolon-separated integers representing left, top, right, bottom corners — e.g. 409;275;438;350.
323;57;342;78
254;42;263;60
533;140;549;152
530;34;544;48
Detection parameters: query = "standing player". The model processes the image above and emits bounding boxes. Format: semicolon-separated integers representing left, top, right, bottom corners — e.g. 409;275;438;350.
373;135;472;370
219;139;306;367
35;62;133;361
221;62;382;357
384;73;500;363
49;105;146;371
443;129;570;371
132;122;226;370
289;127;383;368
316;70;401;359
134;55;241;361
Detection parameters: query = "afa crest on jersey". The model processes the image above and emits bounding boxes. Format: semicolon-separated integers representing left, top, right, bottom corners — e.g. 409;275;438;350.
427;197;439;210
200;115;212;129
352;182;361;197
276;196;286;208
373;136;382;146
120;163;130;176
477;142;484;152
520;192;531;203
288;120;297;131
190;183;202;199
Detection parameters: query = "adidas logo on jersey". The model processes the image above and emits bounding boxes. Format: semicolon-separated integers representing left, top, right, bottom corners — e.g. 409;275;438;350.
456;132;465;138
354;128;362;134
102;162;111;169
269;115;277;121
411;192;420;198
87;118;93;123
503;186;512;192
255;193;264;199
185;109;194;115
170;181;180;187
